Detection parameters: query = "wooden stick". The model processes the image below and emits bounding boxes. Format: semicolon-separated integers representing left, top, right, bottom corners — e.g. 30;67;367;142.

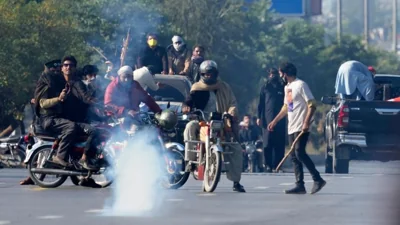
274;131;305;172
90;46;109;61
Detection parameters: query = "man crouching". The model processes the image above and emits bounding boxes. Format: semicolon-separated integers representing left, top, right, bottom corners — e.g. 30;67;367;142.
182;60;245;193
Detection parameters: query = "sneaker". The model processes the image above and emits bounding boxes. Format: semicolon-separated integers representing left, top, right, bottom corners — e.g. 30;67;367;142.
284;185;307;194
79;159;99;171
52;156;69;167
233;182;246;193
310;180;327;194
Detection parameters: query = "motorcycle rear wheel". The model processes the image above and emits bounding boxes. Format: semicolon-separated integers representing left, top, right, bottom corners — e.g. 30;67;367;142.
203;151;222;192
28;146;68;188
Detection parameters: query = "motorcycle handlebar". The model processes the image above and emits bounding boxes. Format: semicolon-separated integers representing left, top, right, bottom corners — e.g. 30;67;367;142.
182;109;232;122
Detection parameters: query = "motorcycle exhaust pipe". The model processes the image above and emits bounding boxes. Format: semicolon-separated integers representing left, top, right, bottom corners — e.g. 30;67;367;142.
30;168;89;176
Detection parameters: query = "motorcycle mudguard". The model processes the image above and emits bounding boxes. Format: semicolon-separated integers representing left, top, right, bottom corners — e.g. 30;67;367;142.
165;142;184;152
210;144;223;153
24;140;53;164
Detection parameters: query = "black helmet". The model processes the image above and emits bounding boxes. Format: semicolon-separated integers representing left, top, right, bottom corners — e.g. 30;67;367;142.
155;109;178;130
199;60;219;85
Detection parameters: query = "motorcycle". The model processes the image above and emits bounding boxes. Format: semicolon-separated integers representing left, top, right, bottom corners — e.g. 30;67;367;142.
68;109;189;190
243;140;264;173
118;110;189;190
0;134;26;168
182;109;238;192
0;120;29;168
24;111;117;188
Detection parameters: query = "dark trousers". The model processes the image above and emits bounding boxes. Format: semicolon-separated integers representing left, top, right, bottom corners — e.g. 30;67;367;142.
264;140;285;170
263;130;285;170
41;117;97;160
289;132;322;186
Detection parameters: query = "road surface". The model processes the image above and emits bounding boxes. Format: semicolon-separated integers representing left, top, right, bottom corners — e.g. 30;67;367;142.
0;161;400;225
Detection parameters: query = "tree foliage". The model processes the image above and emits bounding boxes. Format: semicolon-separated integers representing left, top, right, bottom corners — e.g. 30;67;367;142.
0;0;399;151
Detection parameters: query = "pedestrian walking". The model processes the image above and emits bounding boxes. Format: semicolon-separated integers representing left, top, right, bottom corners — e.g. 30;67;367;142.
268;62;326;194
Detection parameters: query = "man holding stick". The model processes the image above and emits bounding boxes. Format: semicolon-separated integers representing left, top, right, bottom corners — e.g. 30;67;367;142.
268;62;326;194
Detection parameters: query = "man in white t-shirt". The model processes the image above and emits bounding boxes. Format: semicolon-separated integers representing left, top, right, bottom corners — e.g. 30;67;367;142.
268;62;326;195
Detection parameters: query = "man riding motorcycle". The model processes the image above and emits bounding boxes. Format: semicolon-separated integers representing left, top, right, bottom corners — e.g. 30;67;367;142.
34;56;100;171
182;60;246;193
104;65;162;130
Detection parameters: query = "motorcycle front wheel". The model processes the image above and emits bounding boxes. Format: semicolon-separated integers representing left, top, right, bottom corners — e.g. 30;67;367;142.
203;150;222;192
28;146;68;188
161;148;190;189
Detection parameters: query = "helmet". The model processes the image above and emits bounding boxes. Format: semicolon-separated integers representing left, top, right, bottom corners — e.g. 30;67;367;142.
199;60;219;85
199;60;218;74
155;109;178;130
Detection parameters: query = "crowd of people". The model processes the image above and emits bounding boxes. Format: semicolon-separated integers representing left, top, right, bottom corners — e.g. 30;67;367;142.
7;32;336;195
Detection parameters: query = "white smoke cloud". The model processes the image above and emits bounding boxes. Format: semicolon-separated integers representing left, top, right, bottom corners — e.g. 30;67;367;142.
103;127;166;217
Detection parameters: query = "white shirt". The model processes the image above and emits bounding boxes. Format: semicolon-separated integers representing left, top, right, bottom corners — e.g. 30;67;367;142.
133;67;159;91
284;78;315;135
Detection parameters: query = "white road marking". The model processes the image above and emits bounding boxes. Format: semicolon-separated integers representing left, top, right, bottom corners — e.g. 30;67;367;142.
253;186;269;189
85;209;104;213
0;221;11;225
372;174;384;176
339;176;353;179
197;193;217;196
166;198;184;202
279;183;294;186
37;215;64;219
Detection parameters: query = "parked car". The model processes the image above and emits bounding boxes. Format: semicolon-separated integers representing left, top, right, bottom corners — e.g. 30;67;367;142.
322;74;400;174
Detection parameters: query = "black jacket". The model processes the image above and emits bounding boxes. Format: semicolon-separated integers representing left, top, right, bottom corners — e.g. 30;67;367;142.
136;45;168;74
239;126;259;143
34;71;66;118
185;90;215;111
257;80;285;129
62;78;97;123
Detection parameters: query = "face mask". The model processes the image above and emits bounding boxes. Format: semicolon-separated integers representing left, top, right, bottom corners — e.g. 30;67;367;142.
121;81;132;89
173;42;184;51
281;75;288;84
269;74;279;83
148;39;157;48
192;56;204;65
201;75;218;85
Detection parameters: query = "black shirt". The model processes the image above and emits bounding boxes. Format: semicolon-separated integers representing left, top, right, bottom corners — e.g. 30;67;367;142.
137;46;168;74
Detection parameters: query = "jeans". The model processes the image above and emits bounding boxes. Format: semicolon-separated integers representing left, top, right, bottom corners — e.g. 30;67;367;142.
289;132;322;186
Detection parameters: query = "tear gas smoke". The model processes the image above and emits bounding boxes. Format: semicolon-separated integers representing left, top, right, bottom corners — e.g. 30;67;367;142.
103;127;166;217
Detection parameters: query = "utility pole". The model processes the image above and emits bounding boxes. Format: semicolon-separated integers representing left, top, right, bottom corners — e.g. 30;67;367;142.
364;0;369;47
337;0;342;45
393;0;398;53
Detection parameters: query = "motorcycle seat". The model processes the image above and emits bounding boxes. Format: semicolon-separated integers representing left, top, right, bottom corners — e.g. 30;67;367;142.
0;136;20;144
32;124;58;142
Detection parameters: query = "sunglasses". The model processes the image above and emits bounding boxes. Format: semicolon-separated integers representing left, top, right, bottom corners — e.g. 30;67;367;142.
63;63;75;68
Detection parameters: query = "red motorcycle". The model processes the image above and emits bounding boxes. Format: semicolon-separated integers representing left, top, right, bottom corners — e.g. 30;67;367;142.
25;108;120;188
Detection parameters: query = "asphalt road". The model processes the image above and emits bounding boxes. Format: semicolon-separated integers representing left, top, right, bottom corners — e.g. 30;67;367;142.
1;161;400;225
